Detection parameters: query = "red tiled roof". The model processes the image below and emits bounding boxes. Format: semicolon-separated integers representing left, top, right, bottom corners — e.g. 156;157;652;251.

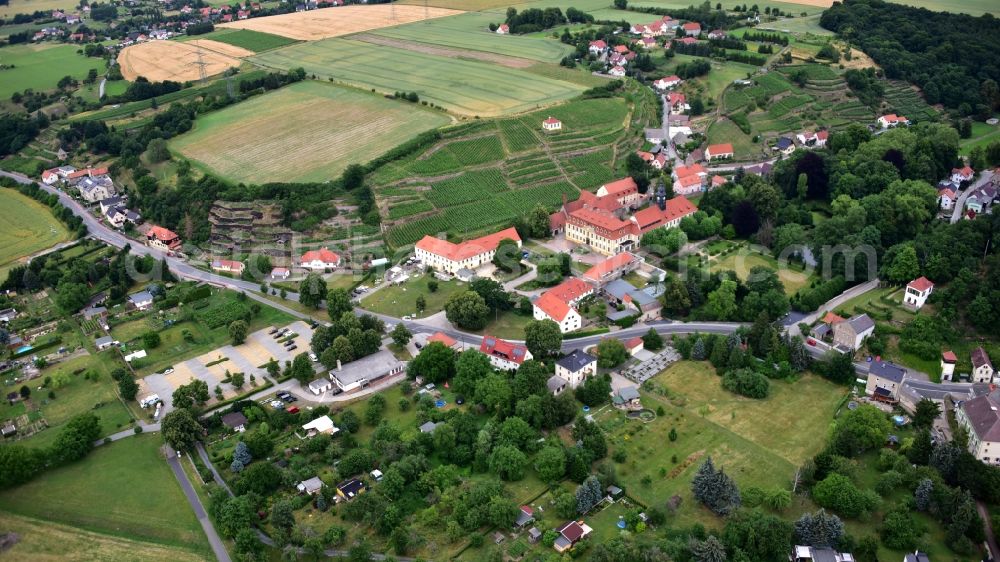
212;259;243;270
821;311;845;325
479;335;529;365
582;252;640;282
668;91;687;105
559;521;585;542
600;177;638;196
300;247;340;265
637;150;654;162
938;187;956;199
682;22;700;30
632;196;697;233
427;332;457;348
614;45;629;54
942;350;957;363
707;143;734;156
675;163;704;177
674;174;702;189
589;40;607;48
271;267;289;275
906;276;933;292
625;336;643;349
544;116;561;125
677;36;697;45
952;166;973;176
569;208;634;238
547;278;592;304
498;24;508;31
520;505;534;516
549;211;566;231
535;291;572;322
711;175;727;186
147;225;179;242
817;130;829;140
415;227;521;263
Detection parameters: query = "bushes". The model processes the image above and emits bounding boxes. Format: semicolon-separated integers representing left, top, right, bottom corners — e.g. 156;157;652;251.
793;276;847;312
812;473;879;518
721;368;770;399
730;112;751;134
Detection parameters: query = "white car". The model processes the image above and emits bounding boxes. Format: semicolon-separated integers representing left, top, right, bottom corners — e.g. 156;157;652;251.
163;368;174;375
309;353;318;362
402;315;412;321
269;400;284;408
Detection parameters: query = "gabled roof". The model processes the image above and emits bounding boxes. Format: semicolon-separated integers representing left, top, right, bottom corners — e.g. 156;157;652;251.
337;477;365;497
558;521;585;542
546;278;592;303
960;392;1000;442
625;337;643;349
589;39;607;48
582;252;641;283
547;375;566;392
543;116;561;125
681;22;701;30
821;311;845;325
300;247;340;264
845;313;875;334
942;350;957;363
906;276;933;292
599;177;638;196
569;207;634;237
667;91;687;105
674;163;704;177
415;227;521;263
972;347;993;370
222;412;248;428
427;332;458;348
617;386;640;401
707;143;734;155
556;349;597;372
869;361;906;383
147;225;179;241
535;291;572;322
480;335;529;365
632;196;697;233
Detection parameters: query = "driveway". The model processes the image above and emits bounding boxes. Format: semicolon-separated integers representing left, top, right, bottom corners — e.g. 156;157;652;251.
951;170;994;223
164;444;232;562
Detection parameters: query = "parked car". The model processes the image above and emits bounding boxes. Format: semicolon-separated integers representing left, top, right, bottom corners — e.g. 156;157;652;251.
268;327;279;335
287;406;299;414
163;368;174;375
269;400;284;408
309;353;318;362
287;344;297;351
415;342;423;350
403;315;412;321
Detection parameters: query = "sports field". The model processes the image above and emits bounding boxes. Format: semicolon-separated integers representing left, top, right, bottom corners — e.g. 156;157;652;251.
218;4;462;40
252;38;585;116
169;80;450;184
176;28;298;52
117;40;244;82
370;11;572;63
0;188;70;283
0;43;102;99
0;435;212;557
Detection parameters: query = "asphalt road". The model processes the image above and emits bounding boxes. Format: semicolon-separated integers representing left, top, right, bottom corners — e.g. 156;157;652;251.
165;444;232;562
951;170;994;223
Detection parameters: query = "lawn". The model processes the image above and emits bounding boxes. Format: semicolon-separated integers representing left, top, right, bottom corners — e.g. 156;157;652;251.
0;435;213;557
706;118;760;160
960;121;1000;156
834;285;915;323
358;275;467;317
169;80;450;184
758;14;835;36
0;353;134;447
0;188;71;283
371;11;573;62
0;512;207;562
177;28;298;52
0;0;77;18
0;43;102;98
598;361;847;527
251;38;585;116
708;245;816;295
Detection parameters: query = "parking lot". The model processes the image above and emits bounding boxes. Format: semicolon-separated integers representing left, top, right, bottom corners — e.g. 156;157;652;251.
137;320;315;415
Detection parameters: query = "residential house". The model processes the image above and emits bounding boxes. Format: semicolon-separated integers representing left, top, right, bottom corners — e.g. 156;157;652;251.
613;45;629;55
608;65;626;77
865;361;907;403
335;478;366;501
533;278;593;333
222;412;248;432
127;290;154;311
625;336;644;356
667;91;689;114
941;350;957;381
542;116;562;131
972;347;994;383
145;225;181;251
878;114;908;128
956;389;1000;465
796;130;828;148
951;166;974;184
938;187;956;210
554;349;598;388
644;128;666;144
104;205;127;229
965;185;997;214
98;196;124;215
553;520;593;553
707;29;726;40
636;36;657;49
705;143;734;161
676;36;698;46
415;227;521;275
672;163;707;195
903;552;930;562
514;506;535;529
427;331;461;350
308;377;333;395
681;22;701;36
581;252;642;288
419;421;438;434
528;527;542;543
602;279;661;321
547;375;568;396
95;335;115;351
903;276;933;310
41;165;76;184
612;386;642;410
588;40;607;54
298;247;341;270
211;259;245;275
745;162;773;177
775;136;795;155
270;267;290;280
82;306;109;323
496;23;509;34
297;476;324;495
479;335;532;371
328;350;405;393
0;308;15;323
791;545;856;562
302;415;339;436
711;175;727;190
653;75;681;90
77;175;116;202
832;313;875;350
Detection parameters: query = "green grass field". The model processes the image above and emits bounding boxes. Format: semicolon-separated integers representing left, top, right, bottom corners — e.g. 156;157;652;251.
0;435;212;557
0;43;102;99
890;0;998;15
0;0;76;17
358;275;467;317
706;118;759;160
169;80;450;184
251;38;585;116
371;11;572;62
177;28;298;52
758;14;835;35
0;188;71;283
600;361;847;527
632;0;826;15
708;245;816;295
960;121;1000;155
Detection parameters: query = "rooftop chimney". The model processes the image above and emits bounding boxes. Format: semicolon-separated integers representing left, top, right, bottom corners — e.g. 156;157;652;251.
337;359;342;371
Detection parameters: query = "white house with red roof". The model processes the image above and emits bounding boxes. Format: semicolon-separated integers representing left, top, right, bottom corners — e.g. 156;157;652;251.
608;65;626;77
675;36;698;46
667;91;689;114
971;347;995;384
414;227;521;275
711;175;727;189
941;350;957;381
878;114;909;129
653;75;682;90
41;165;77;185
796;130;828;148
705;143;734;161
145;225;181;251
682;22;701;36
673;172;703;195
212;259;245;274
479;335;532;371
938;186;957;210
588;40;607;54
495;24;509;34
533;278;594;333
951;165;974;184
299;247;341;270
542;116;562;131
596;177;642;208
903;276;933;310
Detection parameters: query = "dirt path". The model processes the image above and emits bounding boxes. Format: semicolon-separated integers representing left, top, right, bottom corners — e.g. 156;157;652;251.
352;33;535;69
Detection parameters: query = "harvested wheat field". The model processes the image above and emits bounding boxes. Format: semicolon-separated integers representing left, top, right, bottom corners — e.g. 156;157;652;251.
217;4;462;41
169;81;450;184
117;40;243;82
185;39;255;58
